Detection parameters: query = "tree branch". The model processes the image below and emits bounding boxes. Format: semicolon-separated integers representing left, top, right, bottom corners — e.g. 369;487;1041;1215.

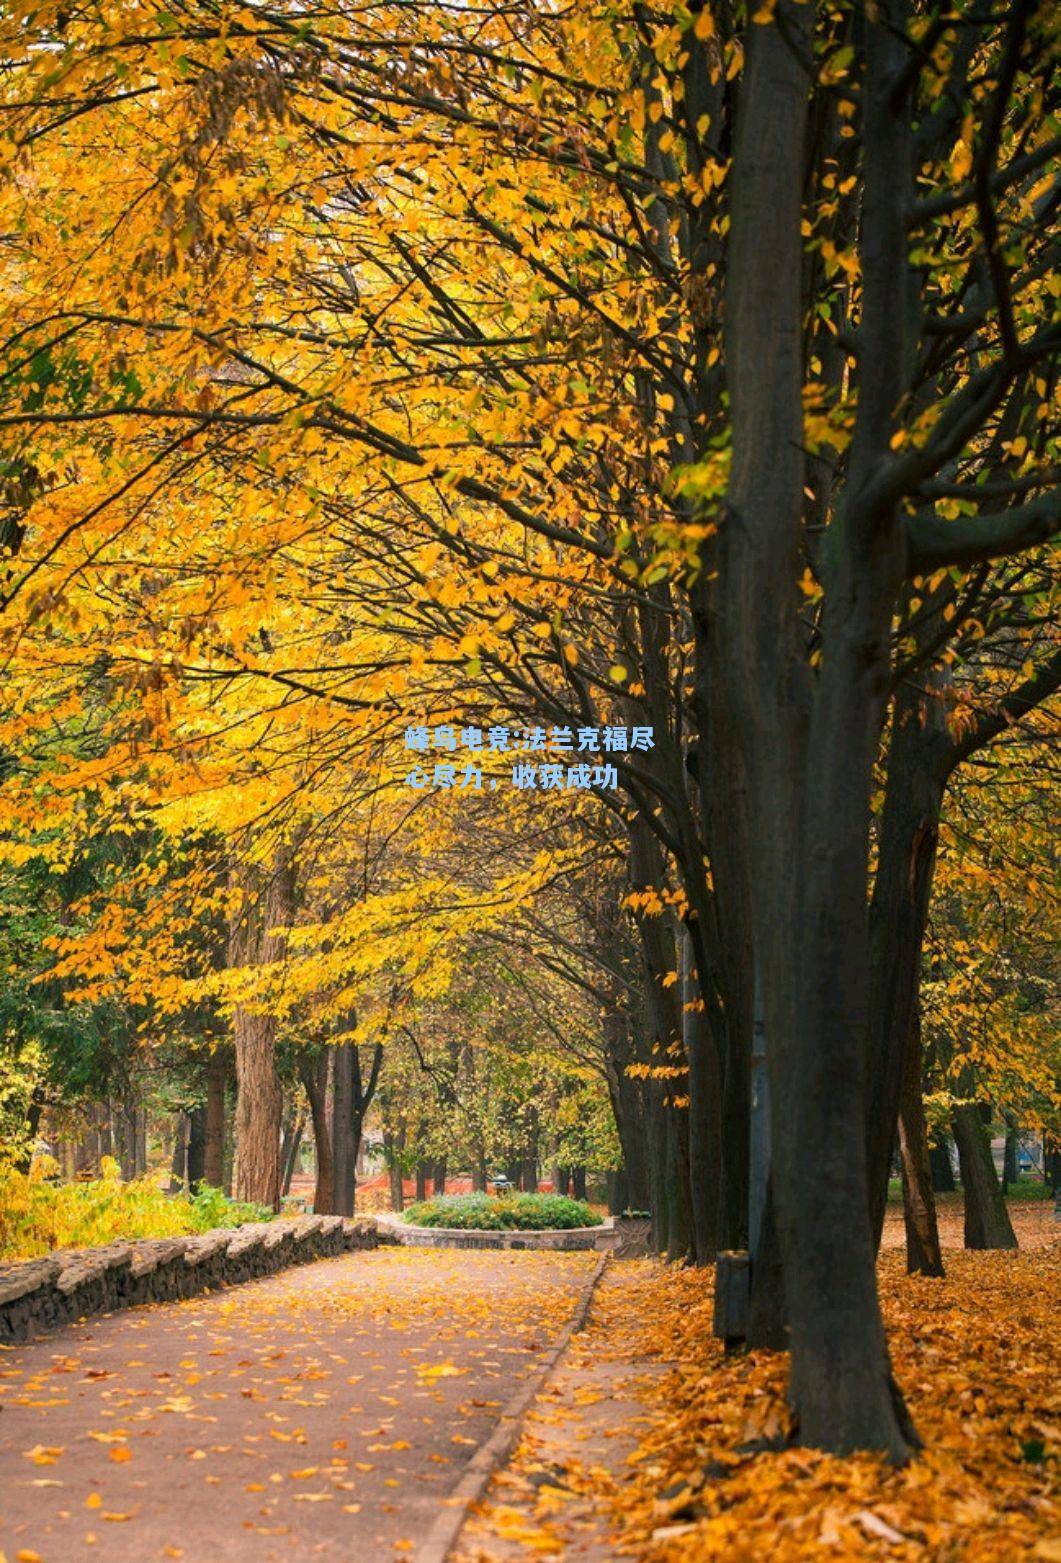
947;645;1061;773
905;488;1061;574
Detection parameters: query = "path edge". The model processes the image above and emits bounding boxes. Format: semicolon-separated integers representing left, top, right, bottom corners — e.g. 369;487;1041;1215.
414;1251;609;1563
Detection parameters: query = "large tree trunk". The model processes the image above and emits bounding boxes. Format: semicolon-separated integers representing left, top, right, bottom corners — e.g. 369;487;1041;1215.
897;1010;944;1277
233;1011;283;1208
713;0;915;1458
203;1050;228;1189
229;847;297;1209
952;1103;1018;1250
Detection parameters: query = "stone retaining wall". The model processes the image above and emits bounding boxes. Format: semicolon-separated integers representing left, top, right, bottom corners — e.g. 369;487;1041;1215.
376;1215;616;1252
0;1215;381;1346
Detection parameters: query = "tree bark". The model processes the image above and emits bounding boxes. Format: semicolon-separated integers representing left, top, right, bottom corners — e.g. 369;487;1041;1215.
897;1010;944;1276
332;1041;355;1216
204;1050;227;1189
952;1103;1018;1250
603;1010;652;1212
169;1113;189;1192
866;647;950;1248
385;1123;406;1212
281;1113;303;1197
187;1106;207;1193
714;0;916;1458
233;1009;283;1208
230;846;297;1209
930;1139;955;1192
298;1051;334;1214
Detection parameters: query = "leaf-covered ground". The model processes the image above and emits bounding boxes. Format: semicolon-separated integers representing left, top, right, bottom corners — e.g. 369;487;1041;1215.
0;1247;598;1562
461;1208;1059;1562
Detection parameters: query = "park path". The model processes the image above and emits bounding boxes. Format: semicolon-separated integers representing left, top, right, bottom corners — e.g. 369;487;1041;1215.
0;1246;599;1563
455;1264;667;1562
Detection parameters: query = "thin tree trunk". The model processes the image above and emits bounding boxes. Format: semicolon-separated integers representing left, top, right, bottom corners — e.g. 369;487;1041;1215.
930;1139;955;1192
281;1114;303;1197
953;1104;1018;1250
187;1106;207;1193
332;1042;355;1217
204;1050;227;1189
299;1051;334;1214
897;1010;944;1276
684;929;723;1263
385;1124;406;1213
169;1113;189;1192
865;646;949;1249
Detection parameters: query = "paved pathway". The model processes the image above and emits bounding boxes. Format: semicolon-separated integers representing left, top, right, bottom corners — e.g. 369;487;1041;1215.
456;1265;667;1562
0;1247;598;1563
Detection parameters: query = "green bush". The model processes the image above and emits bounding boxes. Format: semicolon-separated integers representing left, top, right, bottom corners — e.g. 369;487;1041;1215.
403;1191;602;1231
190;1183;274;1230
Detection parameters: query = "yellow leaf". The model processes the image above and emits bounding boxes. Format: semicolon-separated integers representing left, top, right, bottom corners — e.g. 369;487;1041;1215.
23;1445;64;1465
416;1362;466;1382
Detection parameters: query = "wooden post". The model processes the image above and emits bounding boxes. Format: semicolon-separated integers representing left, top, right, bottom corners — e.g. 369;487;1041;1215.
713;1250;751;1348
